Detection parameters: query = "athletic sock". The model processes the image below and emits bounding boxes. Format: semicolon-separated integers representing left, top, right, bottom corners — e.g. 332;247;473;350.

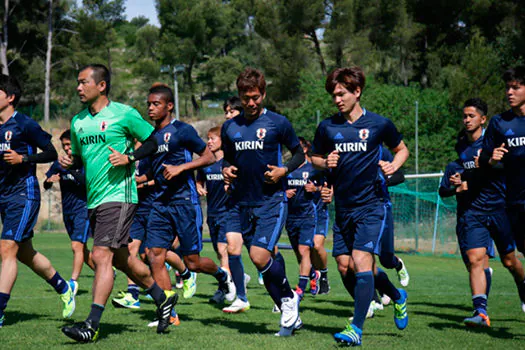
46;272;69;294
298;275;309;292
127;284;140;300
274;252;287;276
375;268;401;301
0;292;10;316
352;271;374;330
320;268;328;280
484;268;492;298
146;282;167;306
472;294;488;315
260;258;293;308
341;272;356;298
373;290;381;304
180;268;191;280
229;255;247;302
394;257;402;271
309;266;316;280
86;303;104;329
517;278;525;303
213;267;227;283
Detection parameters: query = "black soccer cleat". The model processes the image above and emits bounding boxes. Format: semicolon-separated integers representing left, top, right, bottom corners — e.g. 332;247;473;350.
156;291;179;334
62;320;99;343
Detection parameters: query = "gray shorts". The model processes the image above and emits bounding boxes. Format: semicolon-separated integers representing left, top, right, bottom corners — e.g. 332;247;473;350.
88;202;137;249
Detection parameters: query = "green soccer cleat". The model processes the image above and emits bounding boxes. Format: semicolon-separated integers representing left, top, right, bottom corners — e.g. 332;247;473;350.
183;272;197;299
112;292;140;309
394;289;408;330
334;323;362;346
62;320;99;343
60;285;76;319
397;258;410;287
0;314;4;328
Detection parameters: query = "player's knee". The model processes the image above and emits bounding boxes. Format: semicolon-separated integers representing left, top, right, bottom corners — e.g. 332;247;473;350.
501;254;517;269
337;262;348;276
91;248;111;265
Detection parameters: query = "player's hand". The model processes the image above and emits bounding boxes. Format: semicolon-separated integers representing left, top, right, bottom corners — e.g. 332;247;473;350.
320;182;333;203
456;181;468;193
489;143;507;166
224;184;232;194
47;173;61;183
223;165;238;185
449;172;462;186
326;150;339;168
197;183;207;196
59;154;73;168
379;160;395;176
162;164;185;180
304;181;317;192
3;149;23;165
108;146;130;167
264;164;286;184
286;189;297;198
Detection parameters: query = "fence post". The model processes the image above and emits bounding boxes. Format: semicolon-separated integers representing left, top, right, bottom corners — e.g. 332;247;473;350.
431;175;443;254
414;101;419;251
47;189;51;231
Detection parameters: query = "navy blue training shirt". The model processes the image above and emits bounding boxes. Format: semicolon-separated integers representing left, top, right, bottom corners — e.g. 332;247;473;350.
45;161;87;214
221;109;301;205
482;110;525;205
312;109;403;209
136;157;155;208
197;158;228;215
286;161;325;217
440;161;470;216
456;132;505;212
151;120;206;204
0;112;52;201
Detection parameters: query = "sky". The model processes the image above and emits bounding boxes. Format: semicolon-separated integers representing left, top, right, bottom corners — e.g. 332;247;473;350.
76;0;160;27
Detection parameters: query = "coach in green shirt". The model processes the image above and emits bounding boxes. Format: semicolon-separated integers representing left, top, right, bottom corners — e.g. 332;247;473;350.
59;64;177;342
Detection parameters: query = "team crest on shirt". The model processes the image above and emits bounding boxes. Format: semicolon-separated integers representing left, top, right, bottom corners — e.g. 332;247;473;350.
256;128;267;140
100;121;108;132
359;129;369;140
302;172;309;180
164;132;171;143
4;130;12;141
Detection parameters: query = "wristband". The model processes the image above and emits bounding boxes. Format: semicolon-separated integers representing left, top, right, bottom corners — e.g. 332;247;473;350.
22;154;29;163
128;153;136;163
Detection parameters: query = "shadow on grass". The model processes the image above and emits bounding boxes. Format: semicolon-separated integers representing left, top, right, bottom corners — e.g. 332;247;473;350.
199;316;274;334
428;322;525;340
410;301;472;312
301;304;354;319
61;322;134;344
4;311;46;326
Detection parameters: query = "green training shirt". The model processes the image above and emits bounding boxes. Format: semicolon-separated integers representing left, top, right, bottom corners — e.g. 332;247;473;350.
70;101;154;209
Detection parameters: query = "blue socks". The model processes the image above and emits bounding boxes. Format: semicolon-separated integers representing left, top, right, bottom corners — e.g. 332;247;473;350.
259;258;293;308
298;275;309;292
229;255;247;302
375;268;401;301
213;267;227;283
472;294;488;315
352;271;374;330
128;284;140;300
484;268;492;297
87;303;105;329
274;252;287;275
46;272;68;294
0;292;10;317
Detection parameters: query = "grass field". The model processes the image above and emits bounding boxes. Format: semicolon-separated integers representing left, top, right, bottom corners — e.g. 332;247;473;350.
1;233;525;349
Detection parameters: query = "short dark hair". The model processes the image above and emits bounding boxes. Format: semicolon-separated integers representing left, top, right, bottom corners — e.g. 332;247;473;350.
298;136;311;150
80;64;111;96
149;83;174;113
0;74;22;107
325;67;366;95
503;66;525;85
463;98;488;116
60;129;71;141
208;126;221;136
236;68;266;95
223;96;243;113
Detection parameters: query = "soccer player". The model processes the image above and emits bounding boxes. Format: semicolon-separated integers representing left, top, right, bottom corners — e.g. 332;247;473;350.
285;137;326;298
144;84;236;310
60;64;177;342
311;67;409;346
0;74;75;328
221;67;305;335
224;96;243;120
44;129;95;295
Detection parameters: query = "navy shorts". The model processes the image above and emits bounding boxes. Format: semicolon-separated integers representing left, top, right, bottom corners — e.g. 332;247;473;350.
378;202;394;257
207;212;227;252
457;209;514;264
63;211;91;243
146;201;203;255
225;194;287;252
130;207;150;242
315;203;330;237
331;202;388;257
507;204;525;253
0;197;40;242
286;215;315;248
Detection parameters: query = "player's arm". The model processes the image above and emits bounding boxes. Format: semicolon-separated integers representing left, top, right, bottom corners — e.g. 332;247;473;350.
196;169;207;196
4;135;57;165
69;169;86;187
479;118;506;168
382;141;409;176
439;162;464;198
386;168;405;187
43;162;60;190
221;122;238;185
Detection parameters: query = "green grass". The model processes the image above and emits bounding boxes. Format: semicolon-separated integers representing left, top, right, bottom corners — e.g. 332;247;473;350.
2;233;525;349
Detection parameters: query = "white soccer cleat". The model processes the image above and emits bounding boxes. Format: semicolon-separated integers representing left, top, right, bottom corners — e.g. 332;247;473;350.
244;273;251;289
381;294;392;306
221;271;236;302
222;298;250;313
280;290;300;329
397;258;410;287
521;302;525;313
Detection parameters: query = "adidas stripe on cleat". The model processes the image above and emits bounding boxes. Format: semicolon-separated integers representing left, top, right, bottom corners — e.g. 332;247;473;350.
112;292;140;309
62;320;99;343
394;289;408;330
156;291;178;334
60;285;76;319
334;323;362;346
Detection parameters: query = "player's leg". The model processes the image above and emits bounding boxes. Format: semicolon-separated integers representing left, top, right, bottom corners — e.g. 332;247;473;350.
295;218;315;298
67;212;94;295
0;239;19;327
112;238;142;309
312;234;329;294
286;220;305;296
223;231;249;312
463;247;490;327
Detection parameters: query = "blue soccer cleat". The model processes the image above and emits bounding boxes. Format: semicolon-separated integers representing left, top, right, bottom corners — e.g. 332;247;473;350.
334;323;362;346
464;312;490;328
394;289;408;330
0;313;4;328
